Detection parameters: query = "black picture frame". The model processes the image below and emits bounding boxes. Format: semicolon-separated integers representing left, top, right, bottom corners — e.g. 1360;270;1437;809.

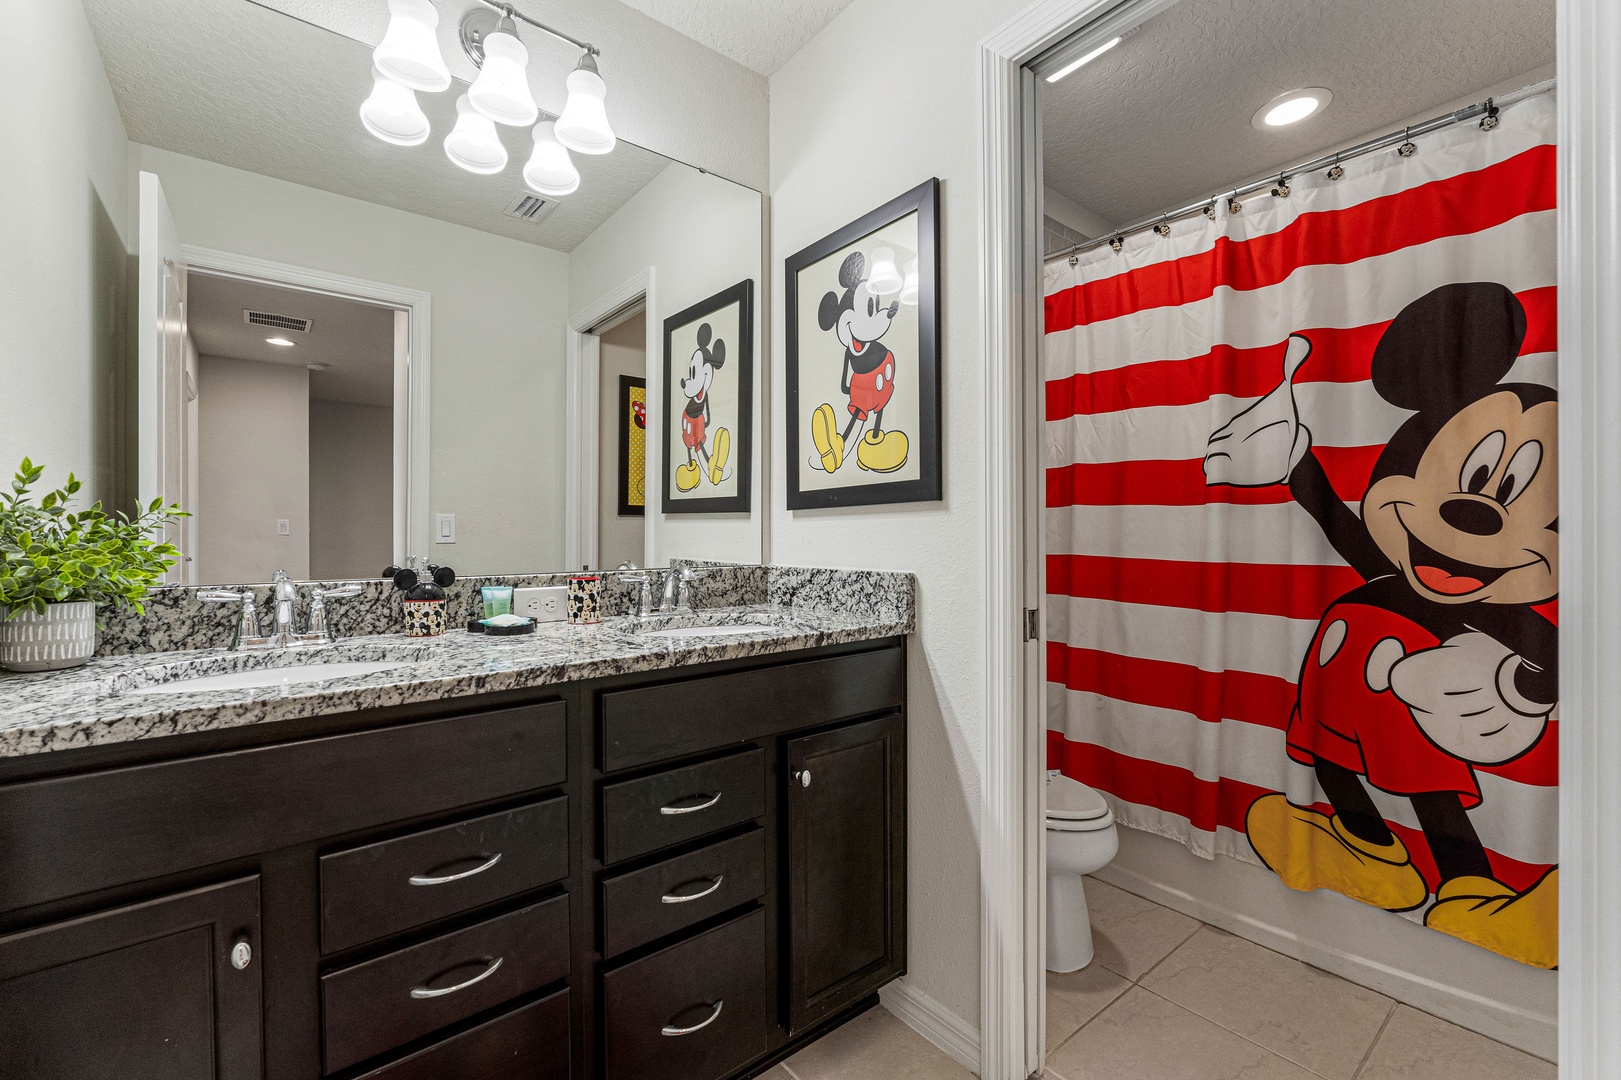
785;178;941;510
661;279;754;515
617;375;646;517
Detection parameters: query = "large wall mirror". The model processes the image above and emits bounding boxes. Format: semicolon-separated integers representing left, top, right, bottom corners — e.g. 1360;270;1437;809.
13;0;764;586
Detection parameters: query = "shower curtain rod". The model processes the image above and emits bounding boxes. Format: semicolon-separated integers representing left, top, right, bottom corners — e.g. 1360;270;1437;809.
1048;77;1557;262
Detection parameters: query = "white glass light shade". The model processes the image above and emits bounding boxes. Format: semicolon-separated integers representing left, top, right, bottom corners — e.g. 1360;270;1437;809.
868;247;903;294
468;31;538;127
360;68;431;147
523;122;581;197
373;0;450;93
555;63;616;154
900;258;920;306
444;95;508;175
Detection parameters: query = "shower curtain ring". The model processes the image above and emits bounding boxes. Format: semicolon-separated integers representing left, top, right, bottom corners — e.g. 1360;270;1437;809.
1271;174;1291;198
1153;215;1171;237
1109;235;1125;253
1068;253;1078;266
1398;127;1417;157
1227;196;1243;215
1480;97;1500;130
1203;202;1217;220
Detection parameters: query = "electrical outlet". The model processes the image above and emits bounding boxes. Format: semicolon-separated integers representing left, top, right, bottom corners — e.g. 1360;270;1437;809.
514;586;567;622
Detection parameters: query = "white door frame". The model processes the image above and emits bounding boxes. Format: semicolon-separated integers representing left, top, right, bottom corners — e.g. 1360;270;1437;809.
566;269;652;572
977;2;1621;1078
181;245;433;568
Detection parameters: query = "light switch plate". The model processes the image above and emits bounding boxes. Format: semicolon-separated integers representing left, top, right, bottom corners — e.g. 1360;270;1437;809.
276;519;290;536
435;513;456;544
514;586;567;622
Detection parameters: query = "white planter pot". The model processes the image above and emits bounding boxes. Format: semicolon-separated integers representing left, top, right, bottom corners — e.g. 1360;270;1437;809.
0;601;97;672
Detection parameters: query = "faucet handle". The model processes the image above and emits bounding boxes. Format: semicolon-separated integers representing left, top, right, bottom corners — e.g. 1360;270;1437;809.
199;589;262;650
305;585;363;642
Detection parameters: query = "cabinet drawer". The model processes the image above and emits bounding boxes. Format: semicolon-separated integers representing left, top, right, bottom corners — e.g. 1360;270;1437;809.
602;909;767;1080
353;989;569;1080
601;829;766;958
601;749;765;865
600;646;903;772
321;894;569;1074
0;701;567;913
321;797;569;954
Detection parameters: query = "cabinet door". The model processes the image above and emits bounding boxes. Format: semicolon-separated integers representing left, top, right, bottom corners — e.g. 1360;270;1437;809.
785;713;906;1034
0;877;262;1080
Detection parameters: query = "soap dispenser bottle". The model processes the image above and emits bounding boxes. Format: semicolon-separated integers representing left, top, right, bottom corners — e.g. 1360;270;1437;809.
390;559;456;637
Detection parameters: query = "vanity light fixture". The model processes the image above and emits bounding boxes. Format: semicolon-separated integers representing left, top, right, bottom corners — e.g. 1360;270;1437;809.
266;337;296;347
374;0;451;93
1253;88;1333;129
523;121;581;196
554;53;617;154
467;18;540;127
1045;36;1121;83
900;258;920;307
359;67;431;147
868;247;904;295
445;94;510;175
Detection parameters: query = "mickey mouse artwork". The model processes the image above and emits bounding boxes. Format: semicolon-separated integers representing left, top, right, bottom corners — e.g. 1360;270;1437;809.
1203;282;1559;968
674;321;731;493
808;250;910;475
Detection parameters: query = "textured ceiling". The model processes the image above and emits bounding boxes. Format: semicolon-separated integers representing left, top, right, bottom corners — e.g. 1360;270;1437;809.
1042;0;1555;230
188;274;396;407
81;0;675;251
615;0;857;75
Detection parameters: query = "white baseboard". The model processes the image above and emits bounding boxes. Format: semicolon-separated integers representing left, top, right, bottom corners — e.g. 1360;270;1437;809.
1093;841;1557;1062
880;978;982;1075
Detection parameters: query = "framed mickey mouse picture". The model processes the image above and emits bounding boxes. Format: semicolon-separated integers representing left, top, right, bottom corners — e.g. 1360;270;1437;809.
786;178;941;509
662;278;754;514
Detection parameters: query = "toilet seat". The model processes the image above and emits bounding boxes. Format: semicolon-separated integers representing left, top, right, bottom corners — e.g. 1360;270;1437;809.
1046;775;1114;832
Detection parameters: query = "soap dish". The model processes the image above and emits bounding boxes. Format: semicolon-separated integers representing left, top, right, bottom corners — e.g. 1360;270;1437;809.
481;617;536;636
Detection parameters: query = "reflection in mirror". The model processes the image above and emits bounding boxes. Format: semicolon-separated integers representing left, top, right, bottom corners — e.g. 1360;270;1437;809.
5;0;764;589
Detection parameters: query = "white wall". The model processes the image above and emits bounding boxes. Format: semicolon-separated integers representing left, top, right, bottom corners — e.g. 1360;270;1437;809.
133;144;572;576
569;164;764;567
597;314;647;570
769;0;1034;1031
197;355;309;583
0;0;132;507
310;399;393;581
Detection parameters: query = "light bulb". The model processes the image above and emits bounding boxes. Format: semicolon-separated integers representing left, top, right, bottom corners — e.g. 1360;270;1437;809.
359;67;430;147
373;0;449;93
900;258;920;306
868;247;903;294
555;54;616;155
523;121;581;197
444;94;508;175
468;29;538;127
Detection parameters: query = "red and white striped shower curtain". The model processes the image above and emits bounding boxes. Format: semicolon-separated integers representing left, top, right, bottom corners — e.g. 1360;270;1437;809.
1044;95;1558;967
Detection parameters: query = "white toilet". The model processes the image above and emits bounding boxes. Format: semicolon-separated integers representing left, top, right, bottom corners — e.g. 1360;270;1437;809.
1046;774;1120;973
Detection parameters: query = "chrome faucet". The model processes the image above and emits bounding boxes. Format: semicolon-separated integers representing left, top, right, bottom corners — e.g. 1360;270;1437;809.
200;571;362;651
621;566;707;619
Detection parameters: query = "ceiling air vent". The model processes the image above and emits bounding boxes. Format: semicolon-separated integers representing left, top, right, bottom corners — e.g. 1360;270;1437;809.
502;192;558;223
243;310;311;333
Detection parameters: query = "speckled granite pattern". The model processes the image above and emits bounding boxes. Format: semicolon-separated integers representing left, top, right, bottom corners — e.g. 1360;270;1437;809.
767;566;914;629
0;567;914;758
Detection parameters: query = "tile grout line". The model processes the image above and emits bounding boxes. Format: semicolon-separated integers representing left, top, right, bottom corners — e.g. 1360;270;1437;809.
1350;1002;1399;1080
1043;973;1134;1061
1133;984;1343;1078
1131;921;1204;985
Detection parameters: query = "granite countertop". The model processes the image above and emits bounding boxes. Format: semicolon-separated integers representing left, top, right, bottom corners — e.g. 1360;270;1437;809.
0;602;910;759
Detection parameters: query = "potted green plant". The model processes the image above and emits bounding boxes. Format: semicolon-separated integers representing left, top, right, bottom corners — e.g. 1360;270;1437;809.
0;459;185;672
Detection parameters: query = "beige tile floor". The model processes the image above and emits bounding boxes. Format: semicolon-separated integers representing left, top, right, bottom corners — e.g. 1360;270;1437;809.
769;875;1556;1080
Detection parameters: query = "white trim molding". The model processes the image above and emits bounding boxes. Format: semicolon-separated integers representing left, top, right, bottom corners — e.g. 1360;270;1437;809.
179;244;432;566
1558;0;1621;1076
566;270;651;572
879;979;981;1075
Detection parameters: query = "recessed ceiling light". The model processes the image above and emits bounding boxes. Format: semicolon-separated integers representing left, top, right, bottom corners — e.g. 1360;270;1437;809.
1045;36;1121;83
266;336;296;347
1253;88;1332;129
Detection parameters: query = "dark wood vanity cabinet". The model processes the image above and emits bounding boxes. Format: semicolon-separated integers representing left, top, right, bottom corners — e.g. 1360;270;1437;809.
0;638;906;1080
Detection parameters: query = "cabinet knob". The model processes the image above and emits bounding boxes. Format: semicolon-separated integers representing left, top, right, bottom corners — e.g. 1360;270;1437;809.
796;769;812;789
230;939;252;971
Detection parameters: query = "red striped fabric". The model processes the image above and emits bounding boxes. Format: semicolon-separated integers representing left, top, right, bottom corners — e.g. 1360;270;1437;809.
1046;445;1382;508
1047;555;1362;621
1044;145;1555;334
1045;285;1557;421
1048;641;1295;729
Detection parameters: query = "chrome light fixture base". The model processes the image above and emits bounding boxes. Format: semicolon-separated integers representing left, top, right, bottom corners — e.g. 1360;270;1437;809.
459;8;515;68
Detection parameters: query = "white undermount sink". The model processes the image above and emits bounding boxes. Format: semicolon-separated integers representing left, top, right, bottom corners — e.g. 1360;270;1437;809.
125;660;408;695
639;624;779;639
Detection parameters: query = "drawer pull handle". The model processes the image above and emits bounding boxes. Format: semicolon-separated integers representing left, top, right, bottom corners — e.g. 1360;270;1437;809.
660;792;722;816
409;852;502;886
661;875;724;904
662;1000;723;1036
410;956;503;999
